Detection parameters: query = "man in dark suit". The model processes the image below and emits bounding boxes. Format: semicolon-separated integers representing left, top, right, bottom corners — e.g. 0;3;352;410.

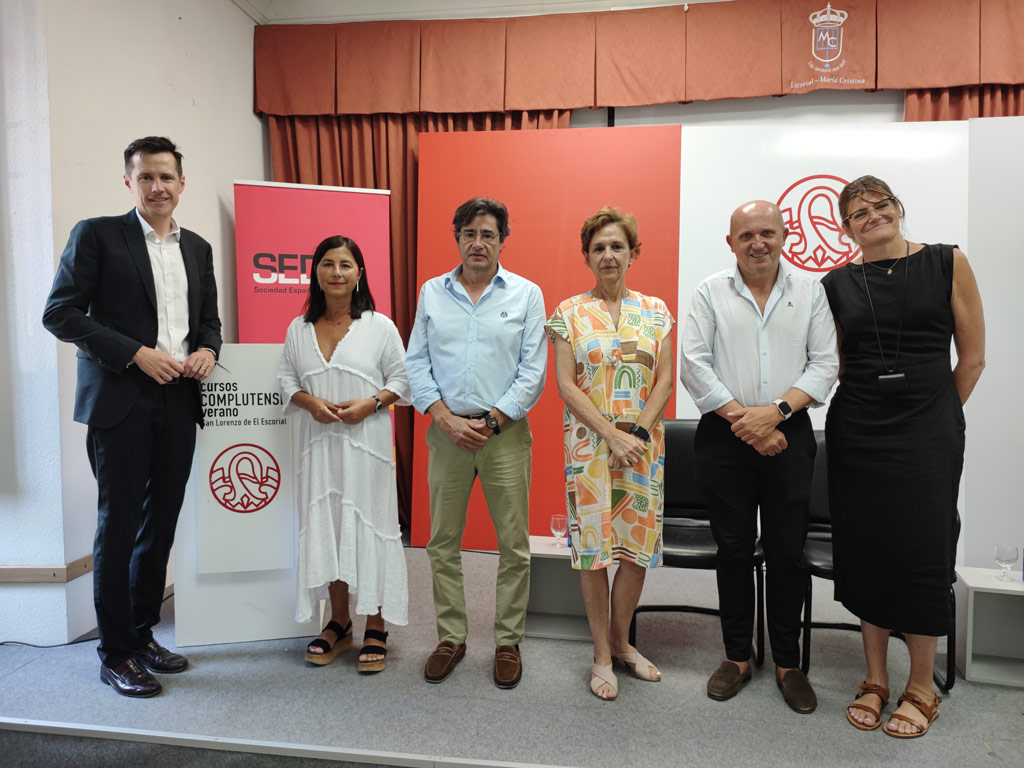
43;136;222;697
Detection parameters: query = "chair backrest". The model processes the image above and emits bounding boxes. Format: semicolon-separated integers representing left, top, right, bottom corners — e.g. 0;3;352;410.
662;419;710;522
807;429;831;538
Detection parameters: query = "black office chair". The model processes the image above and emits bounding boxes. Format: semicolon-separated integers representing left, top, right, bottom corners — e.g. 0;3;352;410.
799;430;956;692
629;418;765;666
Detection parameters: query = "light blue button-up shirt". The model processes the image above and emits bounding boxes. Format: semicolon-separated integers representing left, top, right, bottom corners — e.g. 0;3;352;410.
679;261;838;414
405;264;547;420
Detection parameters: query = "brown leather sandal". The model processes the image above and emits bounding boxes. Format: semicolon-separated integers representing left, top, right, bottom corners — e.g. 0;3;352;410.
846;681;890;731
885;690;941;739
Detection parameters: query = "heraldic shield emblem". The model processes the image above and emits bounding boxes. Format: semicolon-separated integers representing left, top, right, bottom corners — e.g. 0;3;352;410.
810;3;848;67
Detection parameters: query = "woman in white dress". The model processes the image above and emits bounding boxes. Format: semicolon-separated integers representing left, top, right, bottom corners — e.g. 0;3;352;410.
277;235;410;672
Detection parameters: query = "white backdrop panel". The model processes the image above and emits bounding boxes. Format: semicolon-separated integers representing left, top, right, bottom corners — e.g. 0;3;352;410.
964;116;1024;571
675;121;969;429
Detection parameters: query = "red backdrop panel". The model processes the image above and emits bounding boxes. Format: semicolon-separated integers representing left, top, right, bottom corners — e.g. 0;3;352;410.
413;126;681;549
235;183;392;343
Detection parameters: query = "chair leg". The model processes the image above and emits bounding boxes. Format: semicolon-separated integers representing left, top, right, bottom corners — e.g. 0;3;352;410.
754;562;765;667
800;575;813;675
933;585;956;692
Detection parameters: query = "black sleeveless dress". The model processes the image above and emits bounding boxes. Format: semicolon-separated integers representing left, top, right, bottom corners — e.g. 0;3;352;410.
821;244;963;636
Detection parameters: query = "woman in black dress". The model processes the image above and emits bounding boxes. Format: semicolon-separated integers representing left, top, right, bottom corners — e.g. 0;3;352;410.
821;176;985;739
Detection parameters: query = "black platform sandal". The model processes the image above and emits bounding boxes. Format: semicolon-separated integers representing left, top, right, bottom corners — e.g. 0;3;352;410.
357;629;389;674
304;620;352;666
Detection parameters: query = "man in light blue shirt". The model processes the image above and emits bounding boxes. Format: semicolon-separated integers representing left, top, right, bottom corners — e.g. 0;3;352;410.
406;197;546;689
680;200;838;714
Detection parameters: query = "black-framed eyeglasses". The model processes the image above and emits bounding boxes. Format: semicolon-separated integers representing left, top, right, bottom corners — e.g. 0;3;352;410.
458;229;499;244
842;196;899;225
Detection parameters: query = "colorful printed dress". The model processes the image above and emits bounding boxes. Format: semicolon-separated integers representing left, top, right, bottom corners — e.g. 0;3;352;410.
545;291;673;570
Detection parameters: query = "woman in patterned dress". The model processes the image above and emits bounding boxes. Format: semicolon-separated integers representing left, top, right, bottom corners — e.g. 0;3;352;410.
546;207;675;701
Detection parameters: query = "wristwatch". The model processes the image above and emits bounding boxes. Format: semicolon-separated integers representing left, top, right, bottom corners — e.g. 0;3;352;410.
484;413;501;434
773;398;793;421
629;424;651;442
372;395;384;413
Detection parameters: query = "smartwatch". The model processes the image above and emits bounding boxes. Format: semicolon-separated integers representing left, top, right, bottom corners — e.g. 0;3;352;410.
629;424;651;442
373;395;384;413
773;398;793;421
484;413;501;434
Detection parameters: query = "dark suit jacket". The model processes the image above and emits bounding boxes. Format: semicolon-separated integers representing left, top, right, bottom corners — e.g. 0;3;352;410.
43;210;222;428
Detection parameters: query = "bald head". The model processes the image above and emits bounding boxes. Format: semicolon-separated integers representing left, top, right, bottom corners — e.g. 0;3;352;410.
729;200;785;237
726;200;788;287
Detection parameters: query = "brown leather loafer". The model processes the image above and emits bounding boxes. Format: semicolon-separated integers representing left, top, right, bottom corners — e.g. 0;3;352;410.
424;640;466;683
706;660;752;701
777;668;817;714
101;659;162;697
494;644;522;689
133;640;189;673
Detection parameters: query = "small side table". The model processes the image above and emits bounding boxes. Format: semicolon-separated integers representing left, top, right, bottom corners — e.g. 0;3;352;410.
954;566;1024;686
525;535;590;641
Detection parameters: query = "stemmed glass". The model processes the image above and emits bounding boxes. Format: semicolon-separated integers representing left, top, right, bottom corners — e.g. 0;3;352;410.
994;544;1019;582
549;514;568;548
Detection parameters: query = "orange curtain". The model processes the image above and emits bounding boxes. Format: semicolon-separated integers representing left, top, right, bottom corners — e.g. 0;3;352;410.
904;85;1024;120
266;110;571;527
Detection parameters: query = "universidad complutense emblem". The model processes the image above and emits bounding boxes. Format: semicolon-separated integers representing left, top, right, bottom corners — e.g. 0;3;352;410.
810;2;847;68
777;174;859;273
209;443;281;513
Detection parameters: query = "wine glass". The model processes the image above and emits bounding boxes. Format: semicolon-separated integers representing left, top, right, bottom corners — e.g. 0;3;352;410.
994;544;1019;582
549;514;568;548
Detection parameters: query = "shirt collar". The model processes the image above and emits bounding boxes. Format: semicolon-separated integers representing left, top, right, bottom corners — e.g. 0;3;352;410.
135;209;181;242
728;259;790;294
444;262;509;288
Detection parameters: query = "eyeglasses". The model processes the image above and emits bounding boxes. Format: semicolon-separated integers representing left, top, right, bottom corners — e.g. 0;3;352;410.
842;196;899;225
458;229;499;244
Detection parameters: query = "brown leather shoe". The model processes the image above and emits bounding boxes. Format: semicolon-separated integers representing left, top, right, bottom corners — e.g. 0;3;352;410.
424;641;466;683
100;659;162;697
706;660;752;701
494;644;522;689
777;668;817;714
133;640;189;674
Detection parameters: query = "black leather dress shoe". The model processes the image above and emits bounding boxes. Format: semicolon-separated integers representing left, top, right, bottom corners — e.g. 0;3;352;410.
133;640;189;674
100;659;162;697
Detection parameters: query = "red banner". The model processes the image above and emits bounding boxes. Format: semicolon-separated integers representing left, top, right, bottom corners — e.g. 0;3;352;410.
234;182;392;342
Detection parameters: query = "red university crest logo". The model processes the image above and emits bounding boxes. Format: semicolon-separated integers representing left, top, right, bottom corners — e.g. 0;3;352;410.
777;174;859;272
209;443;281;513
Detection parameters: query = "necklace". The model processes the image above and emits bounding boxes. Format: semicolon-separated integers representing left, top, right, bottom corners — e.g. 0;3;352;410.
862;240;909;275
323;315;350;327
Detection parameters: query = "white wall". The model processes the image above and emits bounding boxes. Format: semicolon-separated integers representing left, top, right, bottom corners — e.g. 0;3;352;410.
0;0;267;644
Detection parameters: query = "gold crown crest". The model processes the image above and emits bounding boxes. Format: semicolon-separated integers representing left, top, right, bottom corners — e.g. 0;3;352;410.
809;3;848;28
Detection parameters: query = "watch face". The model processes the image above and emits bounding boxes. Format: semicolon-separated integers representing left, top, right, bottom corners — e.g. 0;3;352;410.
485;415;498;429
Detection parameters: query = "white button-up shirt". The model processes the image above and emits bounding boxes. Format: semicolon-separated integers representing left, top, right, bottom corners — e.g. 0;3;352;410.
136;210;189;362
679;262;838;414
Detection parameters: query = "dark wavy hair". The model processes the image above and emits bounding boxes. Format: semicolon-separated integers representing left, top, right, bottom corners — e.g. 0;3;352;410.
452;197;511;243
124;136;183;176
302;235;375;323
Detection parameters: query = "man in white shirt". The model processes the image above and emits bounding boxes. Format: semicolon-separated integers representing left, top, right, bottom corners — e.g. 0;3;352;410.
43;137;221;697
679;200;838;713
405;197;547;689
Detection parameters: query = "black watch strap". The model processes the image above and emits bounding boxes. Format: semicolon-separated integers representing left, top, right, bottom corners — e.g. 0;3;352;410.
485;414;501;434
629;424;650;442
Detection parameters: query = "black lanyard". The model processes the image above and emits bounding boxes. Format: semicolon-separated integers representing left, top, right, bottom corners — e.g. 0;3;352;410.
859;240;909;374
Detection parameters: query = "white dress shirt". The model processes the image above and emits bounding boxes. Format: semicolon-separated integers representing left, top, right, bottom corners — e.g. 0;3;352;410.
679;261;838;414
136;209;189;362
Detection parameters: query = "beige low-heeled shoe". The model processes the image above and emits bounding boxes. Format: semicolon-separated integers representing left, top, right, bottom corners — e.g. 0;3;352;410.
612;647;661;682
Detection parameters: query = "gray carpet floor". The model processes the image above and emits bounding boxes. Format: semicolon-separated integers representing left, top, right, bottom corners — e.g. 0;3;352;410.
1;547;1022;767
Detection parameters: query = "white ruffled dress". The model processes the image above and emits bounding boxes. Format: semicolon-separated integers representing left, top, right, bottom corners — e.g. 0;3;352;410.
277;311;410;625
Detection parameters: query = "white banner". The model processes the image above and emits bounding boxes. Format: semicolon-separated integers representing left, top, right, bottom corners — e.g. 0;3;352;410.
195;344;294;574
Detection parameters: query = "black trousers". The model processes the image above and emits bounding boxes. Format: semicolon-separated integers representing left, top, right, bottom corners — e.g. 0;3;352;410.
86;378;197;667
695;410;815;669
